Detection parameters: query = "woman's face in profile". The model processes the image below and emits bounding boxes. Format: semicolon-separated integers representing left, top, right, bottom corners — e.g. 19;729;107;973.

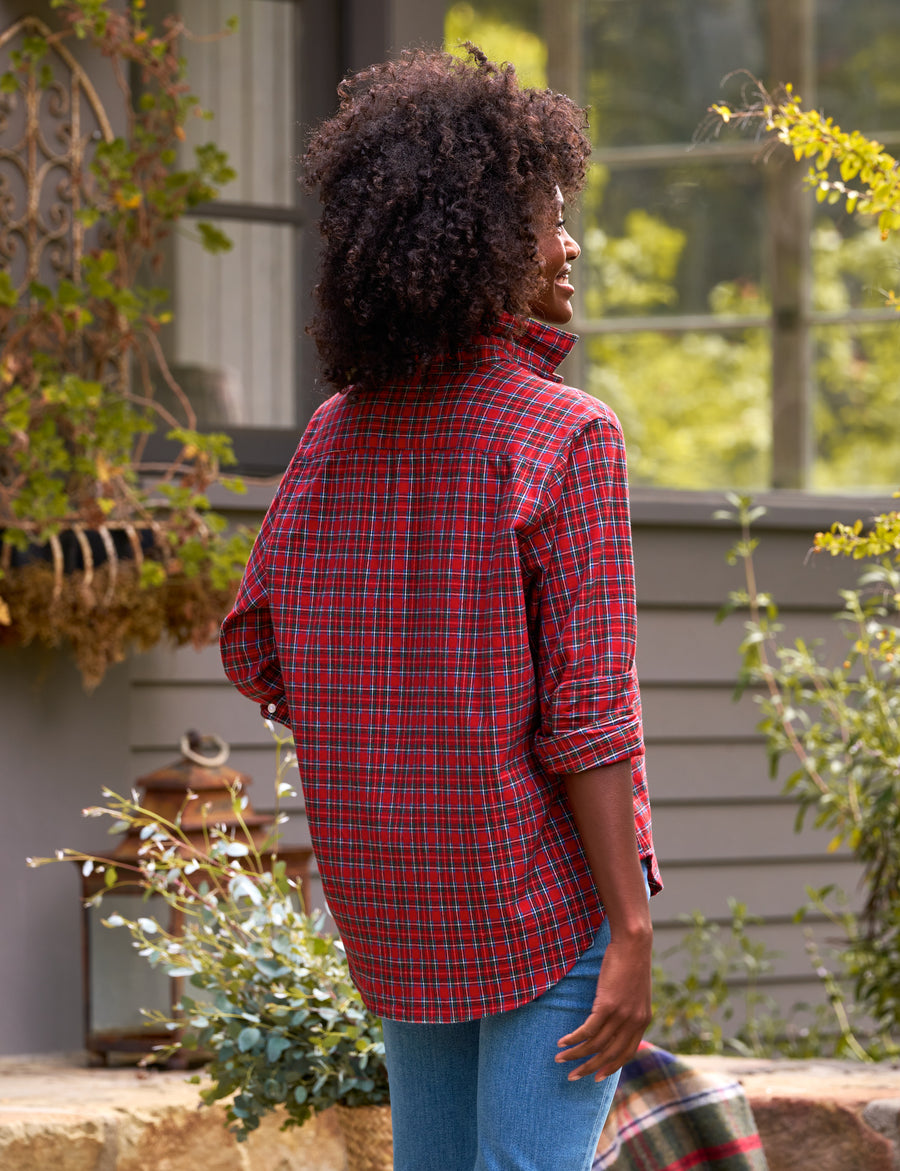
530;186;581;325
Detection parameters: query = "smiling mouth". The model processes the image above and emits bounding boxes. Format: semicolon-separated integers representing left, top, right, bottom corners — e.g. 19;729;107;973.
556;265;574;289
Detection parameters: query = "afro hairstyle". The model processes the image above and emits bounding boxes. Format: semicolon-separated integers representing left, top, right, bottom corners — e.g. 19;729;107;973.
303;45;590;392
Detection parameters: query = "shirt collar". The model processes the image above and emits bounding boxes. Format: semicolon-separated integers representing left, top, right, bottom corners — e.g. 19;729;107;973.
386;314;578;388
490;312;578;382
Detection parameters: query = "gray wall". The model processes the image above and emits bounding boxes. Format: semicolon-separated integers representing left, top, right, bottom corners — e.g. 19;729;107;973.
631;491;875;1016
0;647;132;1055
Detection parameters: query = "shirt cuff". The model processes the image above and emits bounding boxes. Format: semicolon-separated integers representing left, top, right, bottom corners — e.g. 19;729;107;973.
533;714;643;775
534;670;642;774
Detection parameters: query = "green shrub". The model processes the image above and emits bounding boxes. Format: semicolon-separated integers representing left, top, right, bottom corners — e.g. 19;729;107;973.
714;492;900;1054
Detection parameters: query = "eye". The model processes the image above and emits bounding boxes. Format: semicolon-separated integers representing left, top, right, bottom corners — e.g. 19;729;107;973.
557;218;566;231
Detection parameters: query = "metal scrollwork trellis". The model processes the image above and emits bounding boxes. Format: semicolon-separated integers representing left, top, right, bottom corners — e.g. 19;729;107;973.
0;17;124;602
0;15;113;294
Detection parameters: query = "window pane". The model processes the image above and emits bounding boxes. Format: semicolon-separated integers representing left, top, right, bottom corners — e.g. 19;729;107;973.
445;1;548;87
585;329;770;490
817;0;900;132
582;162;766;319
813;323;900;492
160;220;297;427
145;1;301;431
586;0;766;148
177;0;297;207
813;212;900;313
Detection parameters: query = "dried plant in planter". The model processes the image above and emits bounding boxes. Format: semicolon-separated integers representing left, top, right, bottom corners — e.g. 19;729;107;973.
0;0;255;686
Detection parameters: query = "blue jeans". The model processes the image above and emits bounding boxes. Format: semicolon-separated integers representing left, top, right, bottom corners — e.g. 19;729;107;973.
381;916;620;1171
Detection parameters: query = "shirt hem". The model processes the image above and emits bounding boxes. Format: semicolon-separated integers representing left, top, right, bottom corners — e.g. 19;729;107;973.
355;911;606;1025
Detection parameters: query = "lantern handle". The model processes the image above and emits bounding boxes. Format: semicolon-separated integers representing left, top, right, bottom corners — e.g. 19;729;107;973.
180;732;230;768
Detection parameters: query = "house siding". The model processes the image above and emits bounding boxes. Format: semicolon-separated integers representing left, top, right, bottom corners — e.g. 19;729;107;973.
632;494;873;1015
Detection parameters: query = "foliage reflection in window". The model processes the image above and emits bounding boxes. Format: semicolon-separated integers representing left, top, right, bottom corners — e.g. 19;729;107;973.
444;0;900;493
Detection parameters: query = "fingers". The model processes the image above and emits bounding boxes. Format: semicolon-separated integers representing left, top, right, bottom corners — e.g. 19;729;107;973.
556;1018;611;1056
567;1034;642;1081
557;991;649;1054
554;939;653;1080
556;981;652;1081
555;1013;644;1081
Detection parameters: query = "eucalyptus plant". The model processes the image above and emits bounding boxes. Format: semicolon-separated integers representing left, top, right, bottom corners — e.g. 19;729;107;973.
28;723;389;1140
0;0;255;685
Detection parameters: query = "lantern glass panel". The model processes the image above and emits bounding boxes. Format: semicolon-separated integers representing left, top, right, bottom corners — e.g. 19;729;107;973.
88;893;171;1033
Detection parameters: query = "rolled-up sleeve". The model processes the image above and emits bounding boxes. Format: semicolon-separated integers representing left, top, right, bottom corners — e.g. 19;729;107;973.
220;506;291;729
529;413;643;775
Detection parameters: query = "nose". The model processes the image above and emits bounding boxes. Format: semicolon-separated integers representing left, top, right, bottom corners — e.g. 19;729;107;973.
564;227;580;260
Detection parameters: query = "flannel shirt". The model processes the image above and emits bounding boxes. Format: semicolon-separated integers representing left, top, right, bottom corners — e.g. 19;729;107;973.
220;314;661;1023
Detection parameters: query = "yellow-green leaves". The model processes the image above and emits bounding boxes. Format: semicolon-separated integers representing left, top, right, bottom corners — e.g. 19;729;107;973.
711;88;900;245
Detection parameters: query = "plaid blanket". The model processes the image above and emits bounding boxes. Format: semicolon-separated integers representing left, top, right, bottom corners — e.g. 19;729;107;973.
593;1044;769;1170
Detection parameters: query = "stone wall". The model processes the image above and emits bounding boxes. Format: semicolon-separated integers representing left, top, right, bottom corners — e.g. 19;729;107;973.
0;1059;344;1171
2;1055;899;1171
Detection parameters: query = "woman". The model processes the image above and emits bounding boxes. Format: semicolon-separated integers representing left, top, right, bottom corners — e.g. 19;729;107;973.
221;45;661;1171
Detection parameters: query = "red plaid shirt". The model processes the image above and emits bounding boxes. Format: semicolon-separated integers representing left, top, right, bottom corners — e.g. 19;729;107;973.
221;315;660;1023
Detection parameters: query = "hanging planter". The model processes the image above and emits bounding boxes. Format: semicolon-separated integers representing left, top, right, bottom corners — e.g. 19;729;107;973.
0;521;240;687
0;3;255;686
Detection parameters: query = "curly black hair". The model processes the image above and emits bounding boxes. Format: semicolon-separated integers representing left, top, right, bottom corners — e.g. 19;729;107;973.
303;45;590;392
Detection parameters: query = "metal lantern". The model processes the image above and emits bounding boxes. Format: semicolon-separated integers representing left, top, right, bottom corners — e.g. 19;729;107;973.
78;731;310;1064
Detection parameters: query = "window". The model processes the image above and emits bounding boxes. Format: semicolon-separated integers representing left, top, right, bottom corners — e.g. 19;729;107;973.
149;0;306;473
155;0;447;474
446;0;900;492
167;0;298;429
